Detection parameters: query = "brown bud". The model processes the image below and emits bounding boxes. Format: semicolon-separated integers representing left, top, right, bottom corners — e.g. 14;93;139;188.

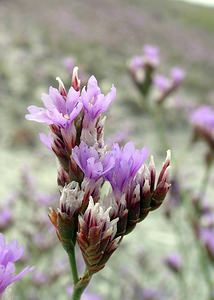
77;198;120;274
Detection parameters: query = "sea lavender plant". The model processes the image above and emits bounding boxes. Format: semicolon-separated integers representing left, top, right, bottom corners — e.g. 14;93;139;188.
129;45;159;99
128;45;185;108
26;67;171;300
0;234;32;297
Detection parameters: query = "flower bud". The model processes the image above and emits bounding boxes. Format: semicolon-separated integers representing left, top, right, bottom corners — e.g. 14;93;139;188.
164;252;182;274
49;182;83;251
77;198;120;274
72;66;81;91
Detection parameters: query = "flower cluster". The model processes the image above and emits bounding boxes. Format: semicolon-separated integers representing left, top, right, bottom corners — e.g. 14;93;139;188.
26;67;171;284
129;45;185;104
190;106;214;158
153;67;185;104
0;234;32;296
129;45;159;97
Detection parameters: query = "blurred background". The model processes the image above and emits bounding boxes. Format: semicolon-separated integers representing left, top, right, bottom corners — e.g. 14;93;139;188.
0;0;214;299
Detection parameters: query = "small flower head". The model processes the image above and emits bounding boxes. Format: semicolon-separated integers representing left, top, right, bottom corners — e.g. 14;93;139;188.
60;181;84;218
0;234;32;295
0;208;13;231
81;76;116;121
143;44;160;67
26;74;82;128
129;56;144;73
105;142;148;195
164;252;182;273
153;74;171;93
49;182;84;250
200;228;214;261
125;150;171;228
77;198;120;274
72;142;115;180
171;67;186;85
190;105;214;151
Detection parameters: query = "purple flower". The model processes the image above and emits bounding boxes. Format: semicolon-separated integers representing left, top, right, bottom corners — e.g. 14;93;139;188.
164;252;182;273
81;76;116;121
129;56;144;72
0;208;12;230
190;106;214;130
26;83;82;128
105;142;148;195
171;67;186;84
72;142;115;180
153;74;171;92
39;132;53;150
143;44;160;67
0;234;33;295
200;228;214;260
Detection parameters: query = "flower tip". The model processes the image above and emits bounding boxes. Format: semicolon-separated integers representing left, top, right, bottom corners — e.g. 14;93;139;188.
166;149;171;162
72;66;81;91
149;155;155;167
56;77;67;96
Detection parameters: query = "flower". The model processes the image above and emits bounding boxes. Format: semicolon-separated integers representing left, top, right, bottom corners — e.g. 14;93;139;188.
81;76;116;121
26;80;82;128
153;74;171;92
77;198;120;274
190;106;214;130
49;182;84;250
0;234;32;295
200;228;214;261
129;56;144;72
143;44;160;67
190;106;214;151
59;181;84;218
0;208;12;231
171;67;186;85
72;142;115;180
164;252;182;273
105;142;148;195
121;150;171;235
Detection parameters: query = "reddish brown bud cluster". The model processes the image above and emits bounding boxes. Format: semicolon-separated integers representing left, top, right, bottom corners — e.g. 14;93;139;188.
113;151;171;236
77;198;120;274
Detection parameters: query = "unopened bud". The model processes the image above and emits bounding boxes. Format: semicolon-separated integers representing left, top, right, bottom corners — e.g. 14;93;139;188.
72;66;81;91
56;77;67;96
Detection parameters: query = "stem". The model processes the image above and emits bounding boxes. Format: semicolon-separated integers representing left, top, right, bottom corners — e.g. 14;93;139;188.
152;105;170;153
199;163;212;198
182;188;213;299
72;285;87;300
72;271;92;300
68;247;79;285
197;240;213;300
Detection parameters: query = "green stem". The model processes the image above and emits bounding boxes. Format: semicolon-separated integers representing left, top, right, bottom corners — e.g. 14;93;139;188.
68;247;79;285
72;285;87;300
199;163;212;198
152;105;170;153
71;271;91;300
